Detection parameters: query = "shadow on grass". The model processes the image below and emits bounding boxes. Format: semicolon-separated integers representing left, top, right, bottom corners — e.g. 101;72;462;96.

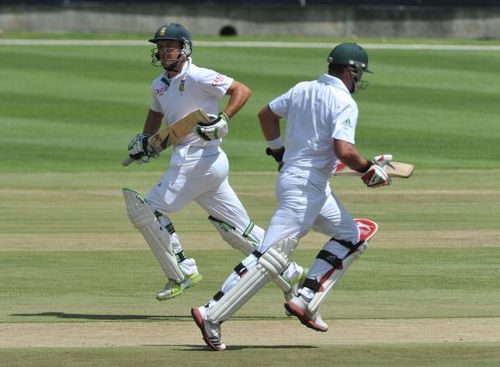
170;344;318;351
11;312;184;321
11;312;293;322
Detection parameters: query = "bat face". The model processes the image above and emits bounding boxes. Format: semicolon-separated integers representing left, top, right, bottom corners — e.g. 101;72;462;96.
334;161;414;178
384;162;414;178
149;133;169;151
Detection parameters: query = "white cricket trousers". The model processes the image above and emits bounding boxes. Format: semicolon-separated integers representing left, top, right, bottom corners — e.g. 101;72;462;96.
217;165;359;295
259;165;359;253
146;145;257;234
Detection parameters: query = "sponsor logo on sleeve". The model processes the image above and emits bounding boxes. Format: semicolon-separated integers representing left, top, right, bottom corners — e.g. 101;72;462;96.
341;118;352;128
154;86;167;96
211;73;225;86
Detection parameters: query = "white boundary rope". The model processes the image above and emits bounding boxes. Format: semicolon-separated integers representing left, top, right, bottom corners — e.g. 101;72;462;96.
1;39;500;51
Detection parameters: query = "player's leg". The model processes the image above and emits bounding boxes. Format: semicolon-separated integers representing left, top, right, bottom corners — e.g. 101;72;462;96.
193;150;264;253
285;192;363;331
123;188;201;301
192;237;298;351
191;169;329;350
140;163;208;300
196;175;306;293
147;149;243;299
153;212;203;300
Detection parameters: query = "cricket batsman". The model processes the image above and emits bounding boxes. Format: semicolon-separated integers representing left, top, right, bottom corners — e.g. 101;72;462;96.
191;43;391;351
123;23;304;301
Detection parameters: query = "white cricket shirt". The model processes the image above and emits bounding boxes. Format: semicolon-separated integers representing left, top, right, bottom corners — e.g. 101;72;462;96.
269;73;359;174
150;57;233;147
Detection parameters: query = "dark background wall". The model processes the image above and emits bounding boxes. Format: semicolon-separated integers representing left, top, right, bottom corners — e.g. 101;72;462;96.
0;0;499;6
1;1;499;38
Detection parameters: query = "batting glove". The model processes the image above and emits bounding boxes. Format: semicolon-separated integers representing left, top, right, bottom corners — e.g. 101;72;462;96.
195;112;229;141
359;161;391;188
127;133;158;164
266;146;285;171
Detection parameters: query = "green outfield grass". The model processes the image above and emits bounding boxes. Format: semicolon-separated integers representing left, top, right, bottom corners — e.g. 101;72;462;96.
1;36;499;366
1;38;500;172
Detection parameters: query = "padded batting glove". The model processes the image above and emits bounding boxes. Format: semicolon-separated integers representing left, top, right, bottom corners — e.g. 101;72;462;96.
358;160;392;188
195;112;229;141
127;133;158;164
266;146;285;171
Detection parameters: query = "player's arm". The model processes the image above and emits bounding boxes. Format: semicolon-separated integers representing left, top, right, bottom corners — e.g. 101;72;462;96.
334;139;391;187
259;104;281;141
259;104;284;170
334;139;370;172
143;109;164;135
196;80;251;141
221;80;251;119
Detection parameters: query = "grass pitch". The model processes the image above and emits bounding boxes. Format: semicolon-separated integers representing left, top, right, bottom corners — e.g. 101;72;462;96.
1;35;500;366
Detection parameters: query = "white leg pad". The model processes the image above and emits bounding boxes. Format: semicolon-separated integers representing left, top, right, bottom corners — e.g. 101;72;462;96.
208;216;258;255
307;241;368;314
207;237;297;322
123;188;185;283
209;216;292;292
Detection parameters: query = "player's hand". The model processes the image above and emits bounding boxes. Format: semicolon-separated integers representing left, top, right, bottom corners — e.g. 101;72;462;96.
127;133;157;164
266;147;285;171
195;113;229;141
360;162;391;188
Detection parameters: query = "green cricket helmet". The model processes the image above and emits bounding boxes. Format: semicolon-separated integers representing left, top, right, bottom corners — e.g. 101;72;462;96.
327;43;371;91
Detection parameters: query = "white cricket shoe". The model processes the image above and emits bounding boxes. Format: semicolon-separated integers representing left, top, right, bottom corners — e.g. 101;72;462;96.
156;272;202;301
191;306;226;351
285;295;328;332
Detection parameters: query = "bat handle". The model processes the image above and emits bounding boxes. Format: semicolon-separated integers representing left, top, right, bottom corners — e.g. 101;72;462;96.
121;156;134;166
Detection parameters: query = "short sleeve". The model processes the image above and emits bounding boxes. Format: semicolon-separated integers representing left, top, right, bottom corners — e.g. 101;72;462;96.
150;80;164;113
331;102;358;144
196;68;234;97
269;88;293;118
150;94;162;113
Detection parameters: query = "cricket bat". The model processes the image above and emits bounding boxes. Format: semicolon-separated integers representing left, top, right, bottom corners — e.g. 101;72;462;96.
122;109;211;166
334;161;414;178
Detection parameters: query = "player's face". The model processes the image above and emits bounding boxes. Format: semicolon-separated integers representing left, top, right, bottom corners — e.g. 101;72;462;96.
156;40;182;69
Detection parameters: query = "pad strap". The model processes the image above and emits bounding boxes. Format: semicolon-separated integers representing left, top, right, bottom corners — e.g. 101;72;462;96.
330;237;363;254
316;250;343;269
234;263;248;277
302;278;320;292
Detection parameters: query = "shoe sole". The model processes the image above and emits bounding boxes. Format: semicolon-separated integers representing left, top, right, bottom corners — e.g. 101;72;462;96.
156;274;203;301
156;290;183;301
284;302;328;332
191;308;226;351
